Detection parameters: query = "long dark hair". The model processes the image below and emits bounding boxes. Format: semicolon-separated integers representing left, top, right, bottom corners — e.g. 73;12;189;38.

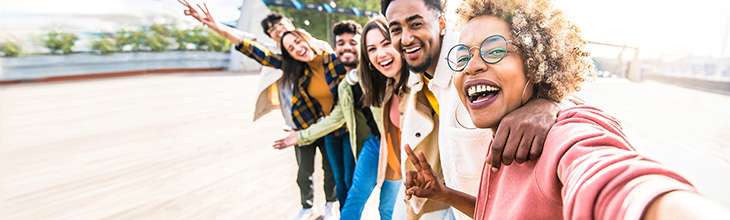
359;17;409;107
279;29;318;88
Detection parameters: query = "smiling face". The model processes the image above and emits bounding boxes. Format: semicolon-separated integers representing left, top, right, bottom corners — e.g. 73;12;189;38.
385;0;444;74
365;28;403;79
335;33;360;68
282;33;316;62
266;18;295;43
454;16;533;129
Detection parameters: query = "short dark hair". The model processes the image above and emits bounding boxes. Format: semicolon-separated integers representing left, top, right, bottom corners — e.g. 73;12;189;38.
261;13;284;37
380;0;443;15
332;20;362;37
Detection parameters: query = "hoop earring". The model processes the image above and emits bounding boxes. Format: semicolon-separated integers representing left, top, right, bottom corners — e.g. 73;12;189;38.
454;103;477;129
520;81;531;105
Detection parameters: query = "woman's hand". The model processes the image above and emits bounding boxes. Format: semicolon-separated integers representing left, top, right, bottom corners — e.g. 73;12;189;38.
404;144;447;201
273;129;298;150
177;0;218;29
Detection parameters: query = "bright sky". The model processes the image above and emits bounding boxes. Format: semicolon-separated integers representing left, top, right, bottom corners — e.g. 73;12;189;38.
1;0;729;59
0;0;243;22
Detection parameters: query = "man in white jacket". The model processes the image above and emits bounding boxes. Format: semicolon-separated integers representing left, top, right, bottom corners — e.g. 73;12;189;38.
381;0;561;219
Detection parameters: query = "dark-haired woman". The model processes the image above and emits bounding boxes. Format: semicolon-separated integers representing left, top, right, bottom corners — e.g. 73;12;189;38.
177;2;349;218
273;17;409;220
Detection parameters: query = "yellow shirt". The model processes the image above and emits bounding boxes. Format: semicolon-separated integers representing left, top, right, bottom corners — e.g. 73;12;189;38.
307;54;334;115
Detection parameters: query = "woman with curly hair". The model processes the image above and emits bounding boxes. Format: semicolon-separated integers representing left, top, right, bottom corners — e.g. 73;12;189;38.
402;0;729;219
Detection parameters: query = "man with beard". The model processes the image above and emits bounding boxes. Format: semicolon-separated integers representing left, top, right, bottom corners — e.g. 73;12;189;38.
381;0;563;219
275;20;401;219
333;20;361;72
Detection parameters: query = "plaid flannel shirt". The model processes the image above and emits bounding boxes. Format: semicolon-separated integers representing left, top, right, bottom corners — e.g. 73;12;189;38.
235;39;347;135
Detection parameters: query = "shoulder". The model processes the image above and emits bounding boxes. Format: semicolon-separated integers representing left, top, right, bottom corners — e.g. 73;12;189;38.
543;105;633;156
552;105;625;136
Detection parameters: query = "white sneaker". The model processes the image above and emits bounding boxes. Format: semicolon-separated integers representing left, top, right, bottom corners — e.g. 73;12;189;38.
293;208;314;220
323;202;338;220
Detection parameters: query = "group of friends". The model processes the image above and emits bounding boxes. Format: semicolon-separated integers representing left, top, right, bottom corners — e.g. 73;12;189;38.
177;0;729;219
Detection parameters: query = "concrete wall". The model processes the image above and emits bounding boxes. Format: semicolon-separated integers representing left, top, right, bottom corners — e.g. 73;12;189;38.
645;74;730;95
0;51;229;81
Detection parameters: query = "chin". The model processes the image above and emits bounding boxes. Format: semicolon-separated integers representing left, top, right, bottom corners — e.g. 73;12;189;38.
469;110;502;129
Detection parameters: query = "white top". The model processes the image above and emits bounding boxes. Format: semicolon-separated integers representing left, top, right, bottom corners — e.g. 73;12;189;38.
430;29;492;220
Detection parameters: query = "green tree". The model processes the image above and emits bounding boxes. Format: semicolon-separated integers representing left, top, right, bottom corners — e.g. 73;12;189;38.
91;36;117;55
269;0;380;43
204;29;231;52
1;41;22;57
145;31;170;52
44;31;78;54
114;29;146;52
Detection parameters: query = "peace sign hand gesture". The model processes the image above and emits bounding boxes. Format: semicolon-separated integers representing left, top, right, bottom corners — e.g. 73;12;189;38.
177;0;218;29
404;144;447;201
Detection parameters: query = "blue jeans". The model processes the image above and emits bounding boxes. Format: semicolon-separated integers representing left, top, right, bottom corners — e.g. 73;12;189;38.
341;135;402;220
324;133;355;208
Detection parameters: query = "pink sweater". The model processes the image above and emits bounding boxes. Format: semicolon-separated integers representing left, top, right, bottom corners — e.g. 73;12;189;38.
474;106;695;220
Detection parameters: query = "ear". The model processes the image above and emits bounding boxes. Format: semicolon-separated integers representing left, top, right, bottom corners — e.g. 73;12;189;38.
438;14;446;36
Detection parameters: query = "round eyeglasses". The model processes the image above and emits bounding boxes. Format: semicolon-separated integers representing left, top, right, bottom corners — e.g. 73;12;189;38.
446;35;515;72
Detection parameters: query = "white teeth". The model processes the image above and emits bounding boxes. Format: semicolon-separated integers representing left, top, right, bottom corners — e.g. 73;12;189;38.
379;59;393;66
404;46;420;53
466;84;500;97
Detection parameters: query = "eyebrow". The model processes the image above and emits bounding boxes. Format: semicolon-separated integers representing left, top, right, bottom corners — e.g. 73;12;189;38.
366;38;389;48
388;14;424;28
405;14;424;23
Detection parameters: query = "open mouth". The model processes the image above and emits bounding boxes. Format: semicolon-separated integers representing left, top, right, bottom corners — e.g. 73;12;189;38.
464;79;501;107
377;57;394;69
339;51;356;57
402;44;422;60
297;48;308;57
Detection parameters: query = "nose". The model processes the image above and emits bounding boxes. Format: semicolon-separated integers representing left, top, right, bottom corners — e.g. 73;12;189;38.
375;49;388;61
401;30;415;47
463;48;487;75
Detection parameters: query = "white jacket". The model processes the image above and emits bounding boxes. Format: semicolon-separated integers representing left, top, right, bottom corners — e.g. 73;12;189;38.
430;29;492;220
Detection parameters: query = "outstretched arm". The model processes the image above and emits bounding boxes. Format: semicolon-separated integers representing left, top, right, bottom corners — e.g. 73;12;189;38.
178;0;244;44
273;103;346;149
178;0;281;68
645;190;730;220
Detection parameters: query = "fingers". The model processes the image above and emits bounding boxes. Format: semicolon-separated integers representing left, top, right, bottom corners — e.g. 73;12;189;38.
404;145;422;170
530;132;546;160
515;134;533;164
176;0;191;7
501;131;522;165
197;3;212;17
203;3;211;14
417;152;433;174
490;127;510;170
405;171;416;199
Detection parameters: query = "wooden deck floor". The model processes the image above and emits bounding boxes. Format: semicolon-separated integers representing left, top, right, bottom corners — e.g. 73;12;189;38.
1;73;728;219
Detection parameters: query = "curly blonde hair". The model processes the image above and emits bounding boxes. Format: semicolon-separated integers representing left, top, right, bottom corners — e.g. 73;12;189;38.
456;0;592;101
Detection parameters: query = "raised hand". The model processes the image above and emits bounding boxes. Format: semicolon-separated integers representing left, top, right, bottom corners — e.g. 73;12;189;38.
177;0;217;29
273;130;298;150
404;144;447;201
